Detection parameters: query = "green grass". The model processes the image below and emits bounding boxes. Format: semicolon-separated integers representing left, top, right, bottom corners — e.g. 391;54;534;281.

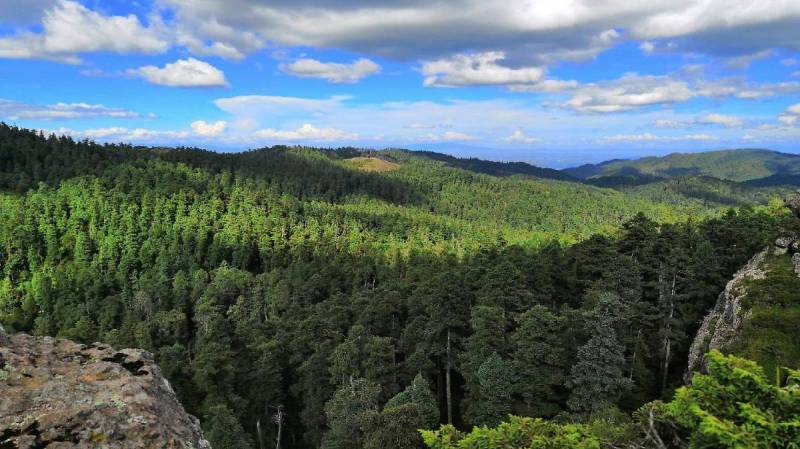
342;156;401;172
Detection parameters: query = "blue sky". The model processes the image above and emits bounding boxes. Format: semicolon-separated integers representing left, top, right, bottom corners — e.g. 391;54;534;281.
1;1;799;167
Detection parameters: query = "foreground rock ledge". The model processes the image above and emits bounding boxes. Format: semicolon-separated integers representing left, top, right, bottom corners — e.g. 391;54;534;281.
0;329;210;449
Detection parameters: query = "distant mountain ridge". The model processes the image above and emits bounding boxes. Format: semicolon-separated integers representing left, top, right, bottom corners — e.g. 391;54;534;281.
563;149;800;184
398;150;576;181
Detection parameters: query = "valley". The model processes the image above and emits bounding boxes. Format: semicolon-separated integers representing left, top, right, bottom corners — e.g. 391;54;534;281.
2;124;799;448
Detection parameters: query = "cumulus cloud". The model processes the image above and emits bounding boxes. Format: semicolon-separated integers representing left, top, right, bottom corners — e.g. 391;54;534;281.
159;0;800;64
561;71;800;113
175;32;247;60
191;120;227;136
4;0;800;74
0;0;167;63
0;99;141;120
280;58;381;83
422;52;545;87
503;130;539;143
564;74;694;113
630;1;800;55
253;123;358;141
130;58;229;87
778;103;800;126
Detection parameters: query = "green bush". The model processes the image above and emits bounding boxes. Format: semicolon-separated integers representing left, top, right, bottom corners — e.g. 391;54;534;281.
666;350;800;448
420;416;601;449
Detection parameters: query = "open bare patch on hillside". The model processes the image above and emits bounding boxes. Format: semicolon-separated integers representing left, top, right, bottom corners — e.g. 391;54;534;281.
343;156;400;172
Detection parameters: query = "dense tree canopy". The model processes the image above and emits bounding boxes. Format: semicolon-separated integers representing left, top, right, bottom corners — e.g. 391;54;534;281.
0;123;795;448
422;351;800;448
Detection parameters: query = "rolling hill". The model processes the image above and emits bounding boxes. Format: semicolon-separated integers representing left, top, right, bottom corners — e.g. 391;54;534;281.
1;123;795;449
564;149;800;184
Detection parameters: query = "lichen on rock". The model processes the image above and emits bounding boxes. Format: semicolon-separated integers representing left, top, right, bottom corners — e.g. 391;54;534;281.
0;330;211;449
685;248;768;380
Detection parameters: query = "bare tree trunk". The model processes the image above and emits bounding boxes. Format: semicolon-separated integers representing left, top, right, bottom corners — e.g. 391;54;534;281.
643;406;669;449
274;405;283;449
256;419;264;449
446;327;453;424
661;273;676;393
629;328;641;381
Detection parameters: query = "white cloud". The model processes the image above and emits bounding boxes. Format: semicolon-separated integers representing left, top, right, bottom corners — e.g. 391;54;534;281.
280;58;381;83
562;71;800;113
507;79;580;93
698;113;742;128
777;103;800;126
601;133;717;143
253;123;358;141
780;58;798;67
503;130;539;143
630;1;800;54
53;127;190;142
682;133;718;141
653;113;743;128
725;50;773;69
30;93;768;151
176;32;246;59
0;99;141;120
214;95;350;131
695;78;800;99
654;119;682;128
4;1;800;71
564;74;694;113
639;41;655;54
418;131;477;142
422;52;545;88
210;93;754;148
602;133;661;142
191;120;227;136
0;0;167;63
161;0;800;65
130;58;229;87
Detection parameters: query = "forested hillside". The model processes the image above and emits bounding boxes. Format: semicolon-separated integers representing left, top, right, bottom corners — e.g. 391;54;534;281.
565;149;800;184
615;176;790;209
0;123;796;448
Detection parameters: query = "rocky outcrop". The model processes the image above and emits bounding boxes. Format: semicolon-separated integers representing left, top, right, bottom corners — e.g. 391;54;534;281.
0;330;211;449
784;191;800;219
685;248;768;380
686;229;800;380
